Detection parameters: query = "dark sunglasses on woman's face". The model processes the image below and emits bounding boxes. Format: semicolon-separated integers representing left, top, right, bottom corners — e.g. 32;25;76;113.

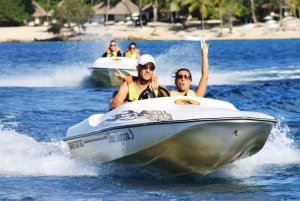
139;65;155;71
130;47;136;49
176;74;191;79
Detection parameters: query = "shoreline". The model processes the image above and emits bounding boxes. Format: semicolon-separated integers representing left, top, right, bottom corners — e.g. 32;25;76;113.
1;21;300;42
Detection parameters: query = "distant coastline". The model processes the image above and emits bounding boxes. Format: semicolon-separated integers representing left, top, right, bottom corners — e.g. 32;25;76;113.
1;21;300;43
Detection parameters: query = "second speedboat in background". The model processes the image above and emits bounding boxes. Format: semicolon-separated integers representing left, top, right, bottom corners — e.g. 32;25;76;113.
88;57;137;87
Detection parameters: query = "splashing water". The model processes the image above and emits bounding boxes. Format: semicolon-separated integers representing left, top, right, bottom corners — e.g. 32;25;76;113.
212;121;300;179
0;127;98;177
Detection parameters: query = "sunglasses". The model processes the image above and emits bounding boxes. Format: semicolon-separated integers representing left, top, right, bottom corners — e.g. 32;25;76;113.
130;47;136;49
139;65;155;71
110;44;116;46
176;74;191;79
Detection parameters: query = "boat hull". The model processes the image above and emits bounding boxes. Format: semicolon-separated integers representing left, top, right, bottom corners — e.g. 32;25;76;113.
64;119;274;176
116;120;273;176
88;57;137;87
90;68;136;86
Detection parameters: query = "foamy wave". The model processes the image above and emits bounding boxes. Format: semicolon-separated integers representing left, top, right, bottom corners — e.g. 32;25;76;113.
211;120;300;179
0;128;98;177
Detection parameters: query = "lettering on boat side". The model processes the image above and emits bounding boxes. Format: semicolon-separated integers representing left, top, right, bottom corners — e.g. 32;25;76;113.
98;110;173;127
68;139;84;150
174;99;200;105
107;129;134;145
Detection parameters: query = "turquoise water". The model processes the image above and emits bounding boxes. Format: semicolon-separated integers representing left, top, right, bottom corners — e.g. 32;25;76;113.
0;40;300;200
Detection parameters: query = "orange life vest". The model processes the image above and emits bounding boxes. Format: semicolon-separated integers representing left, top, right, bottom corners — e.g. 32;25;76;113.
105;47;120;57
124;48;140;59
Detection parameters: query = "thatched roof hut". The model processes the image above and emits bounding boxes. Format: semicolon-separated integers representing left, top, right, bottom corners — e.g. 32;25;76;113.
47;1;64;17
108;0;139;15
31;1;47;17
93;2;110;15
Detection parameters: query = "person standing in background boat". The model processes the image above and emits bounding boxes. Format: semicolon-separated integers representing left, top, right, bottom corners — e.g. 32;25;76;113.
123;42;140;59
115;40;209;97
102;40;122;57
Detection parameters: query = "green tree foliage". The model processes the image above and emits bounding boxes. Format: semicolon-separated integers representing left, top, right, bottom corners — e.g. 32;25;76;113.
35;0;61;11
183;0;214;30
222;0;246;32
0;0;34;26
289;0;300;18
214;0;226;32
48;0;94;35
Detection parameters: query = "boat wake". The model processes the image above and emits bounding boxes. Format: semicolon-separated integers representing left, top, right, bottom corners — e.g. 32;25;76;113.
0;61;298;88
0;65;93;87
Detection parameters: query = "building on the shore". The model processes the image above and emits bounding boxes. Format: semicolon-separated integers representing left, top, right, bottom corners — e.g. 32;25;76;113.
93;0;139;23
108;0;139;21
31;1;47;25
93;2;110;22
47;1;64;24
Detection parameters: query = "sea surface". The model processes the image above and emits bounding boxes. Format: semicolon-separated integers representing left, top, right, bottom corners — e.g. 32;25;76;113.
0;39;300;201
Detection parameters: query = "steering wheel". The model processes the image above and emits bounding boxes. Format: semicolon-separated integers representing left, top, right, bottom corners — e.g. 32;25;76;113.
138;86;171;100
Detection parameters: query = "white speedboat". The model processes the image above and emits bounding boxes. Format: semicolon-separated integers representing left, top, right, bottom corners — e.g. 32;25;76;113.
63;95;276;177
88;57;137;86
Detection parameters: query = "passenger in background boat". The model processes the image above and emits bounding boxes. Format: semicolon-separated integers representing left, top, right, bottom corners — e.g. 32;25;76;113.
110;54;167;110
102;40;122;57
115;40;209;97
123;42;140;59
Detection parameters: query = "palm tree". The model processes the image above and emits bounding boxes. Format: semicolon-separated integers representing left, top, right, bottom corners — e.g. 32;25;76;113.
183;0;213;30
106;0;110;24
291;0;300;18
250;0;257;23
214;0;226;35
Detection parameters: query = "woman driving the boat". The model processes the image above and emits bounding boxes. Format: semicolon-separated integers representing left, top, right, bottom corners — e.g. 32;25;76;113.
115;40;209;97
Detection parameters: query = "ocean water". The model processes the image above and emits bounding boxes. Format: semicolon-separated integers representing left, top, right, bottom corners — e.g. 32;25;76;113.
0;39;300;200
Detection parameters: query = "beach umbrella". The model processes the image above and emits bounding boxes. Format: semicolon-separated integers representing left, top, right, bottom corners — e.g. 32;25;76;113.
281;16;294;23
242;23;257;29
268;24;280;29
131;13;139;17
263;15;273;20
265;19;277;25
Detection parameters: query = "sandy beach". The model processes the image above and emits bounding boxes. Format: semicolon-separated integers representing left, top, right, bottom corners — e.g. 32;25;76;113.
0;20;300;42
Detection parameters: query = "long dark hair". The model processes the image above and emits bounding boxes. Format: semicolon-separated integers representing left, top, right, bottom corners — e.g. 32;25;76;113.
128;42;137;48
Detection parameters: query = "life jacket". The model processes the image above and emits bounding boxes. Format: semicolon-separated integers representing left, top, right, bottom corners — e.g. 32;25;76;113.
125;75;159;102
170;90;196;97
124;48;140;59
105;47;120;57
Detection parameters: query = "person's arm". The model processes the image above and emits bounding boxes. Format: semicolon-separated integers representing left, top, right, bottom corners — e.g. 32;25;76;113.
110;82;129;110
114;69;126;80
194;40;209;97
148;81;169;97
